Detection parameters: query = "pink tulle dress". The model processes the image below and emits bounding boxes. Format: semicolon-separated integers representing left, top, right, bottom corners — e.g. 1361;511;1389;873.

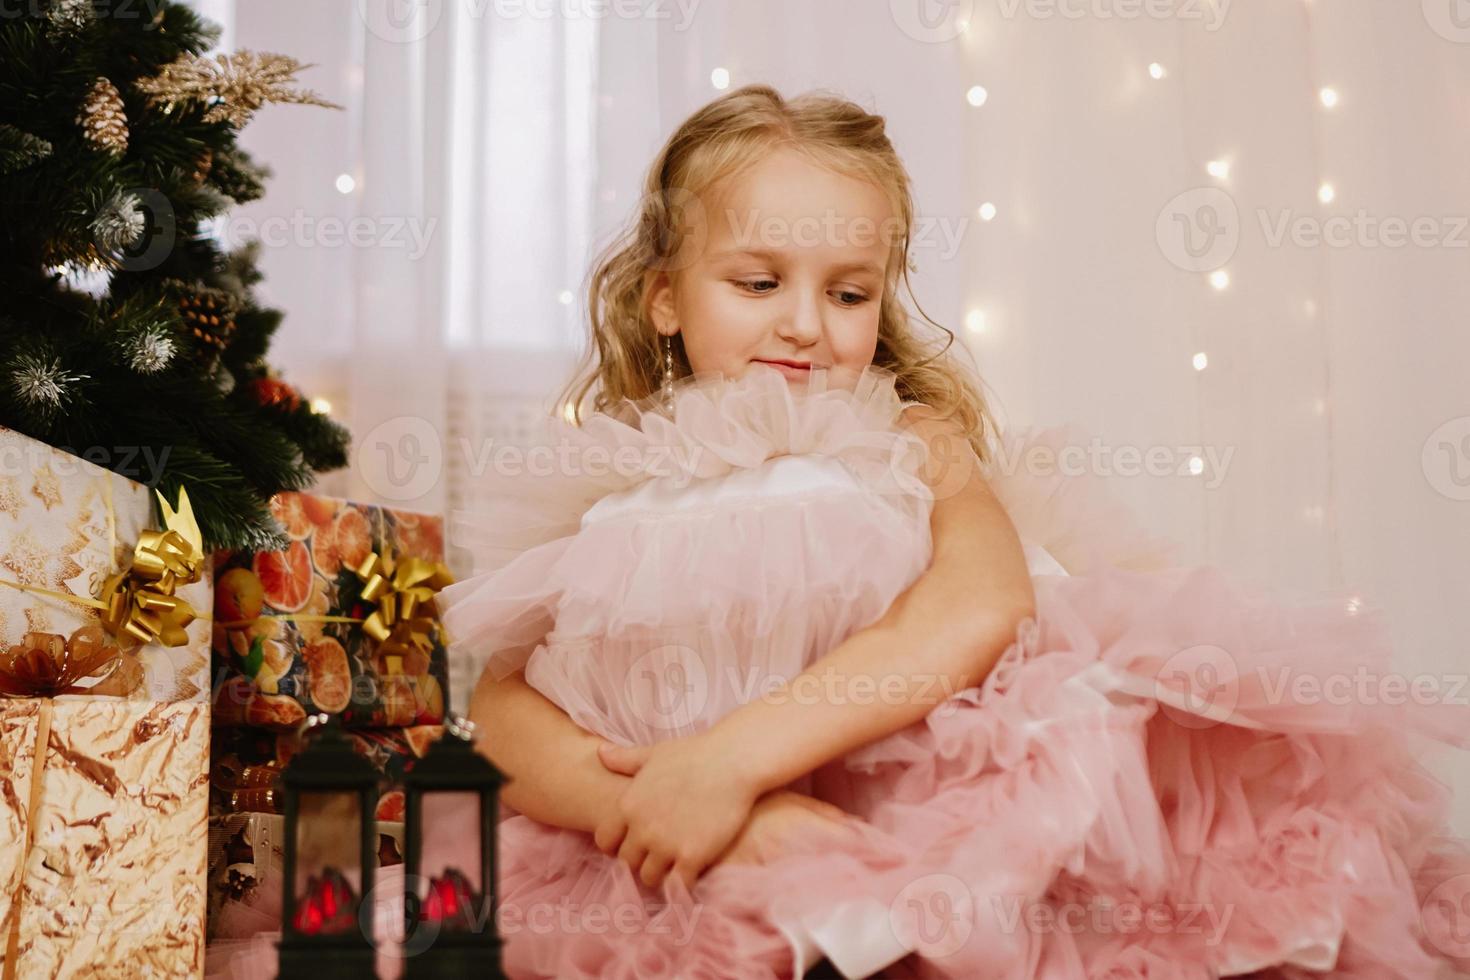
206;362;1470;980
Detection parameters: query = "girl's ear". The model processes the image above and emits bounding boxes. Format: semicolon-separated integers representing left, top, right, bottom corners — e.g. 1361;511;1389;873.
645;270;679;337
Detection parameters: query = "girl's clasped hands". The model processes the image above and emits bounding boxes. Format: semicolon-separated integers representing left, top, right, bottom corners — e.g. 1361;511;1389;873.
592;732;864;892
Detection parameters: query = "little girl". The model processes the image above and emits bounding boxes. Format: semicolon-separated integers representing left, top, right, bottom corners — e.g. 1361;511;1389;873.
424;85;1470;979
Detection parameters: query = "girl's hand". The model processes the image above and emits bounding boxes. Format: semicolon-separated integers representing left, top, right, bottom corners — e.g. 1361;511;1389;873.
712;789;867;870
592;734;760;892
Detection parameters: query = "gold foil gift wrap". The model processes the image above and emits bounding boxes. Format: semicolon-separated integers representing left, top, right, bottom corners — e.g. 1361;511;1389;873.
0;700;209;979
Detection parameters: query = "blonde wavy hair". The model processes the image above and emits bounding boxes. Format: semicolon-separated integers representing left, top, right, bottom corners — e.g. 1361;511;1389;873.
556;83;999;464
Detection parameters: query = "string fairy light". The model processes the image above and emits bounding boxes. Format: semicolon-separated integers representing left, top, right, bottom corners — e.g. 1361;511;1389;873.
1301;2;1345;581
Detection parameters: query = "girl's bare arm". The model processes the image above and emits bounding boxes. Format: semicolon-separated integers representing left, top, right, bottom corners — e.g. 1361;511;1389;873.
467;654;632;834
697;405;1039;797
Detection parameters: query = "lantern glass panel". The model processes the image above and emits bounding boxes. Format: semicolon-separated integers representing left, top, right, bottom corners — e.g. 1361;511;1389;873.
292;790;363;936
415;791;484;927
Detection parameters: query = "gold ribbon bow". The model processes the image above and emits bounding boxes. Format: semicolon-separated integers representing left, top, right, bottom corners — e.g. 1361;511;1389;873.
98;486;206;648
352;549;454;667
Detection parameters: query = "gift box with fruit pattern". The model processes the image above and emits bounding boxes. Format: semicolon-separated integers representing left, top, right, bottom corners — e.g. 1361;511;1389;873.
210;491;451;729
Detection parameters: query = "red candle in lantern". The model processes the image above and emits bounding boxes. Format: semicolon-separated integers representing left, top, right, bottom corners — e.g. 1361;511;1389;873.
292;867;359;935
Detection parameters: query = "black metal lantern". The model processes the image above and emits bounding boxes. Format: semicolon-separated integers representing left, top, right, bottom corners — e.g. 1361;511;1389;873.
277;713;380;979
402;715;507;978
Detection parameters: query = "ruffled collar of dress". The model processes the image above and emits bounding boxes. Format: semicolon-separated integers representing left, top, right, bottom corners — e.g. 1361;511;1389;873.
447;361;932;576
577;360;927;485
608;360;905;422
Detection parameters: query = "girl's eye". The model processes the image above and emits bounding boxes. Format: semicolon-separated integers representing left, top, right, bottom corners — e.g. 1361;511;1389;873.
736;279;778;294
734;280;869;307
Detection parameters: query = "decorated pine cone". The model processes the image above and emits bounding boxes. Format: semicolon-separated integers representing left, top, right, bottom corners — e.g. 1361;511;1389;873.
77;77;128;156
177;287;238;356
44;0;94;37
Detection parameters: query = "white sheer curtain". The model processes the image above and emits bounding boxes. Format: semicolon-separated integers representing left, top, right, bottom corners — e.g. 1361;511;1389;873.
210;2;582;572
217;0;1467;826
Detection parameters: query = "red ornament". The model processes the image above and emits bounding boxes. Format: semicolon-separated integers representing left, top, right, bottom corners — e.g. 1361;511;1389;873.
249;376;303;411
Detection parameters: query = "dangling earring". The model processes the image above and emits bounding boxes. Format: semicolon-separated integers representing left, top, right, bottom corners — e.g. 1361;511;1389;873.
661;333;675;413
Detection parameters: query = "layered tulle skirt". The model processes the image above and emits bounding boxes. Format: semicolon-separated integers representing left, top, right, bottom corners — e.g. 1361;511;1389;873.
408;566;1470;980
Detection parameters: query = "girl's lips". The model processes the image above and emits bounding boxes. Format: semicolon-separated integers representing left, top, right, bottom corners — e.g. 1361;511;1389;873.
753;359;815;380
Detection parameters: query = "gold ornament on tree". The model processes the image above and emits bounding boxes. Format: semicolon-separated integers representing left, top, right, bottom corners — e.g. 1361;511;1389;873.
77;77;128;156
133;50;341;128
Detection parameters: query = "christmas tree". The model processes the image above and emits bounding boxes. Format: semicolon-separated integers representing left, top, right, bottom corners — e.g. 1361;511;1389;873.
0;0;350;551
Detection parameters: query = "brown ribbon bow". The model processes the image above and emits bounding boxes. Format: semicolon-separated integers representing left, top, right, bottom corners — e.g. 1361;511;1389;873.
0;626;123;698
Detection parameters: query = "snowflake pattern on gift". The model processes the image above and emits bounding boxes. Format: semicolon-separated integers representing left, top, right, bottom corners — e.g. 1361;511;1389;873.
29;462;62;510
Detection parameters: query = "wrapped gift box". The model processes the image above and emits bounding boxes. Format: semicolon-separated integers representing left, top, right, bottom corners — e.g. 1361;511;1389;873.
0;426;212;702
210;492;451;729
0;427;212;979
0;699;209;978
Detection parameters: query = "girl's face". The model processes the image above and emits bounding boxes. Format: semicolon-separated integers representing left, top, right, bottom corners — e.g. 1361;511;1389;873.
645;146;896;386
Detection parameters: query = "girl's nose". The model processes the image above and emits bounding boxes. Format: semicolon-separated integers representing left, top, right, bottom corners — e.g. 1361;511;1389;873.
776;290;824;346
